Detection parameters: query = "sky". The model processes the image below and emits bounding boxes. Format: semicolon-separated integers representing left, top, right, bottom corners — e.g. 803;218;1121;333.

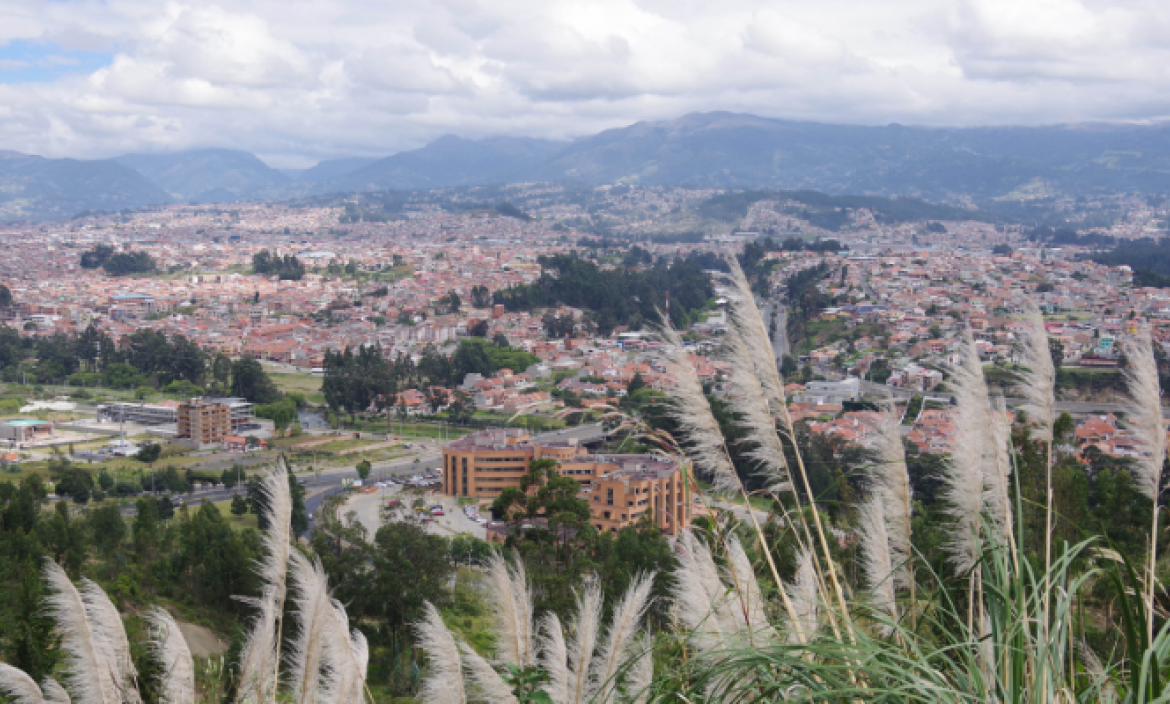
1;0;1169;167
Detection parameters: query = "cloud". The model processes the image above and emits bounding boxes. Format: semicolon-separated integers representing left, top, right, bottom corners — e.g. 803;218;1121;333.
0;0;1169;166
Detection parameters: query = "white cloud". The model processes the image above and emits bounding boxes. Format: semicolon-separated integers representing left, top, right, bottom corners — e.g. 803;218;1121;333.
0;0;1169;165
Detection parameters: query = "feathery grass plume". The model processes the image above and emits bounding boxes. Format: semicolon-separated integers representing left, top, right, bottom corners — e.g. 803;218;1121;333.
40;679;70;704
1122;333;1165;503
724;256;787;415
866;403;913;590
257;457;293;601
0;662;46;704
144;607;195;704
321;598;368;704
42;559;118;704
486;551;535;667
537;613;569;704
79;577;140;702
284;551;336;704
588;572;656;702
785;549;819;644
627;634;654;704
235;458;292;704
233;589;278;703
567;579;603;704
1079;641;1117;704
723;326;791;492
458;642;519;704
958;335;1012;537
945;335;998;570
671;531;739;652
1122;333;1166;643
414;601;466;704
858;494;897;627
1014;300;1057;441
657;322;740;491
723;533;776;641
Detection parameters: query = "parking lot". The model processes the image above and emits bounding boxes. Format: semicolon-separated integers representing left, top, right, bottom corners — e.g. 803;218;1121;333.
343;478;488;540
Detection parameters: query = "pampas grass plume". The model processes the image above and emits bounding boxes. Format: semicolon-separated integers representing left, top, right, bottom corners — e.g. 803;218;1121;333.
144;607;195;704
415;602;466;704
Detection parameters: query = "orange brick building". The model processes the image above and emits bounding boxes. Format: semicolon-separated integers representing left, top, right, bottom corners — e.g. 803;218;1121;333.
176;398;230;449
442;429;691;535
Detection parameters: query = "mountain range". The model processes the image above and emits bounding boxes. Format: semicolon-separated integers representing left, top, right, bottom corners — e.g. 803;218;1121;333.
6;111;1170;221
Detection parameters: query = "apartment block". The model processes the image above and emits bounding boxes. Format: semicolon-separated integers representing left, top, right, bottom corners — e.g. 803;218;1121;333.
442;429;691;536
176;398;230;449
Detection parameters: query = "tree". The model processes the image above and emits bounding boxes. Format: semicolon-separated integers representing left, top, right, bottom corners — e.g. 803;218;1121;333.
356;460;372;482
231;495;249;516
102;251;156;276
444;290;461;313
132;497;161;559
542;313;575;339
626;372;647;395
272;407;293;436
470;285;492;308
89;503;127;557
0;284;11;308
447;390;474;425
211;353;232;389
136;443;162;464
493;332;511;348
467;319;490;338
230;356;281;404
79;244;114;269
98;468;114;491
6;561;60;682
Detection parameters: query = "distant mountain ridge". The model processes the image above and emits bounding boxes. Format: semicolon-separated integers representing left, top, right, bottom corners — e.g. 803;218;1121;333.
0;151;171;222
115;149;291;202
9;112;1170;221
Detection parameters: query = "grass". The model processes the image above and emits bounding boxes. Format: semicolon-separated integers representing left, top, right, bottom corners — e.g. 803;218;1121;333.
267;371;326;405
209;498;259;531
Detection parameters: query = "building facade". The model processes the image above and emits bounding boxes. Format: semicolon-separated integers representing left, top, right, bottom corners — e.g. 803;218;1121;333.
442;429;691;536
176;398;230;449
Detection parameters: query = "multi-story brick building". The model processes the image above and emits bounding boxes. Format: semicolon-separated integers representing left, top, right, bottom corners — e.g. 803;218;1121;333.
442;429;691;536
176;398;230;449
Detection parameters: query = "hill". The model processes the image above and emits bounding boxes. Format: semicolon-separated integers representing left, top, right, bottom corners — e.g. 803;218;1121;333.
115;148;291;202
0;151;172;221
527;112;1170;200
283;157;380;183
319;135;564;193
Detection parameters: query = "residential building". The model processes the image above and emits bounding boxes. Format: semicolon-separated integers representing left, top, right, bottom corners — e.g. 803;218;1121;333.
442;429;691;535
176;397;230;449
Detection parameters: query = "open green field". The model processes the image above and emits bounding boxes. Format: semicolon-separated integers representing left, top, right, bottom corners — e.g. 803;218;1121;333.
268;372;325;405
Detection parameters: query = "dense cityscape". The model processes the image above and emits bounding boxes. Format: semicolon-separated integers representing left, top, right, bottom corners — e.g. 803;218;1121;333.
7;0;1170;698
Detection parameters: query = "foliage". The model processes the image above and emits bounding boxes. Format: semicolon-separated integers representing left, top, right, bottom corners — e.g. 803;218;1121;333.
102;250;156;276
492;252;715;334
252;249;306;280
230;356;281;404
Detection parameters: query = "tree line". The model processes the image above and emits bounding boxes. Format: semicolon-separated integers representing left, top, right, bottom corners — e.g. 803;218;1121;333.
251;249;306;280
0;325;281;403
78;244;157;276
491;252;715;334
320;339;538;419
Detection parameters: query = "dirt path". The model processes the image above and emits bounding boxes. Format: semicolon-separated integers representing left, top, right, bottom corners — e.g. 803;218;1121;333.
177;621;229;658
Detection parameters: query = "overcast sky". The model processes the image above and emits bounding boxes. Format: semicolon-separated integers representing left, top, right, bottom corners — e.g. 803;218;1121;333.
1;0;1169;167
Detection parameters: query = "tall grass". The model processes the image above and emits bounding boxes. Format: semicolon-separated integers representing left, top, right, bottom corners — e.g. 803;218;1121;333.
0;457;370;704
637;287;1170;702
